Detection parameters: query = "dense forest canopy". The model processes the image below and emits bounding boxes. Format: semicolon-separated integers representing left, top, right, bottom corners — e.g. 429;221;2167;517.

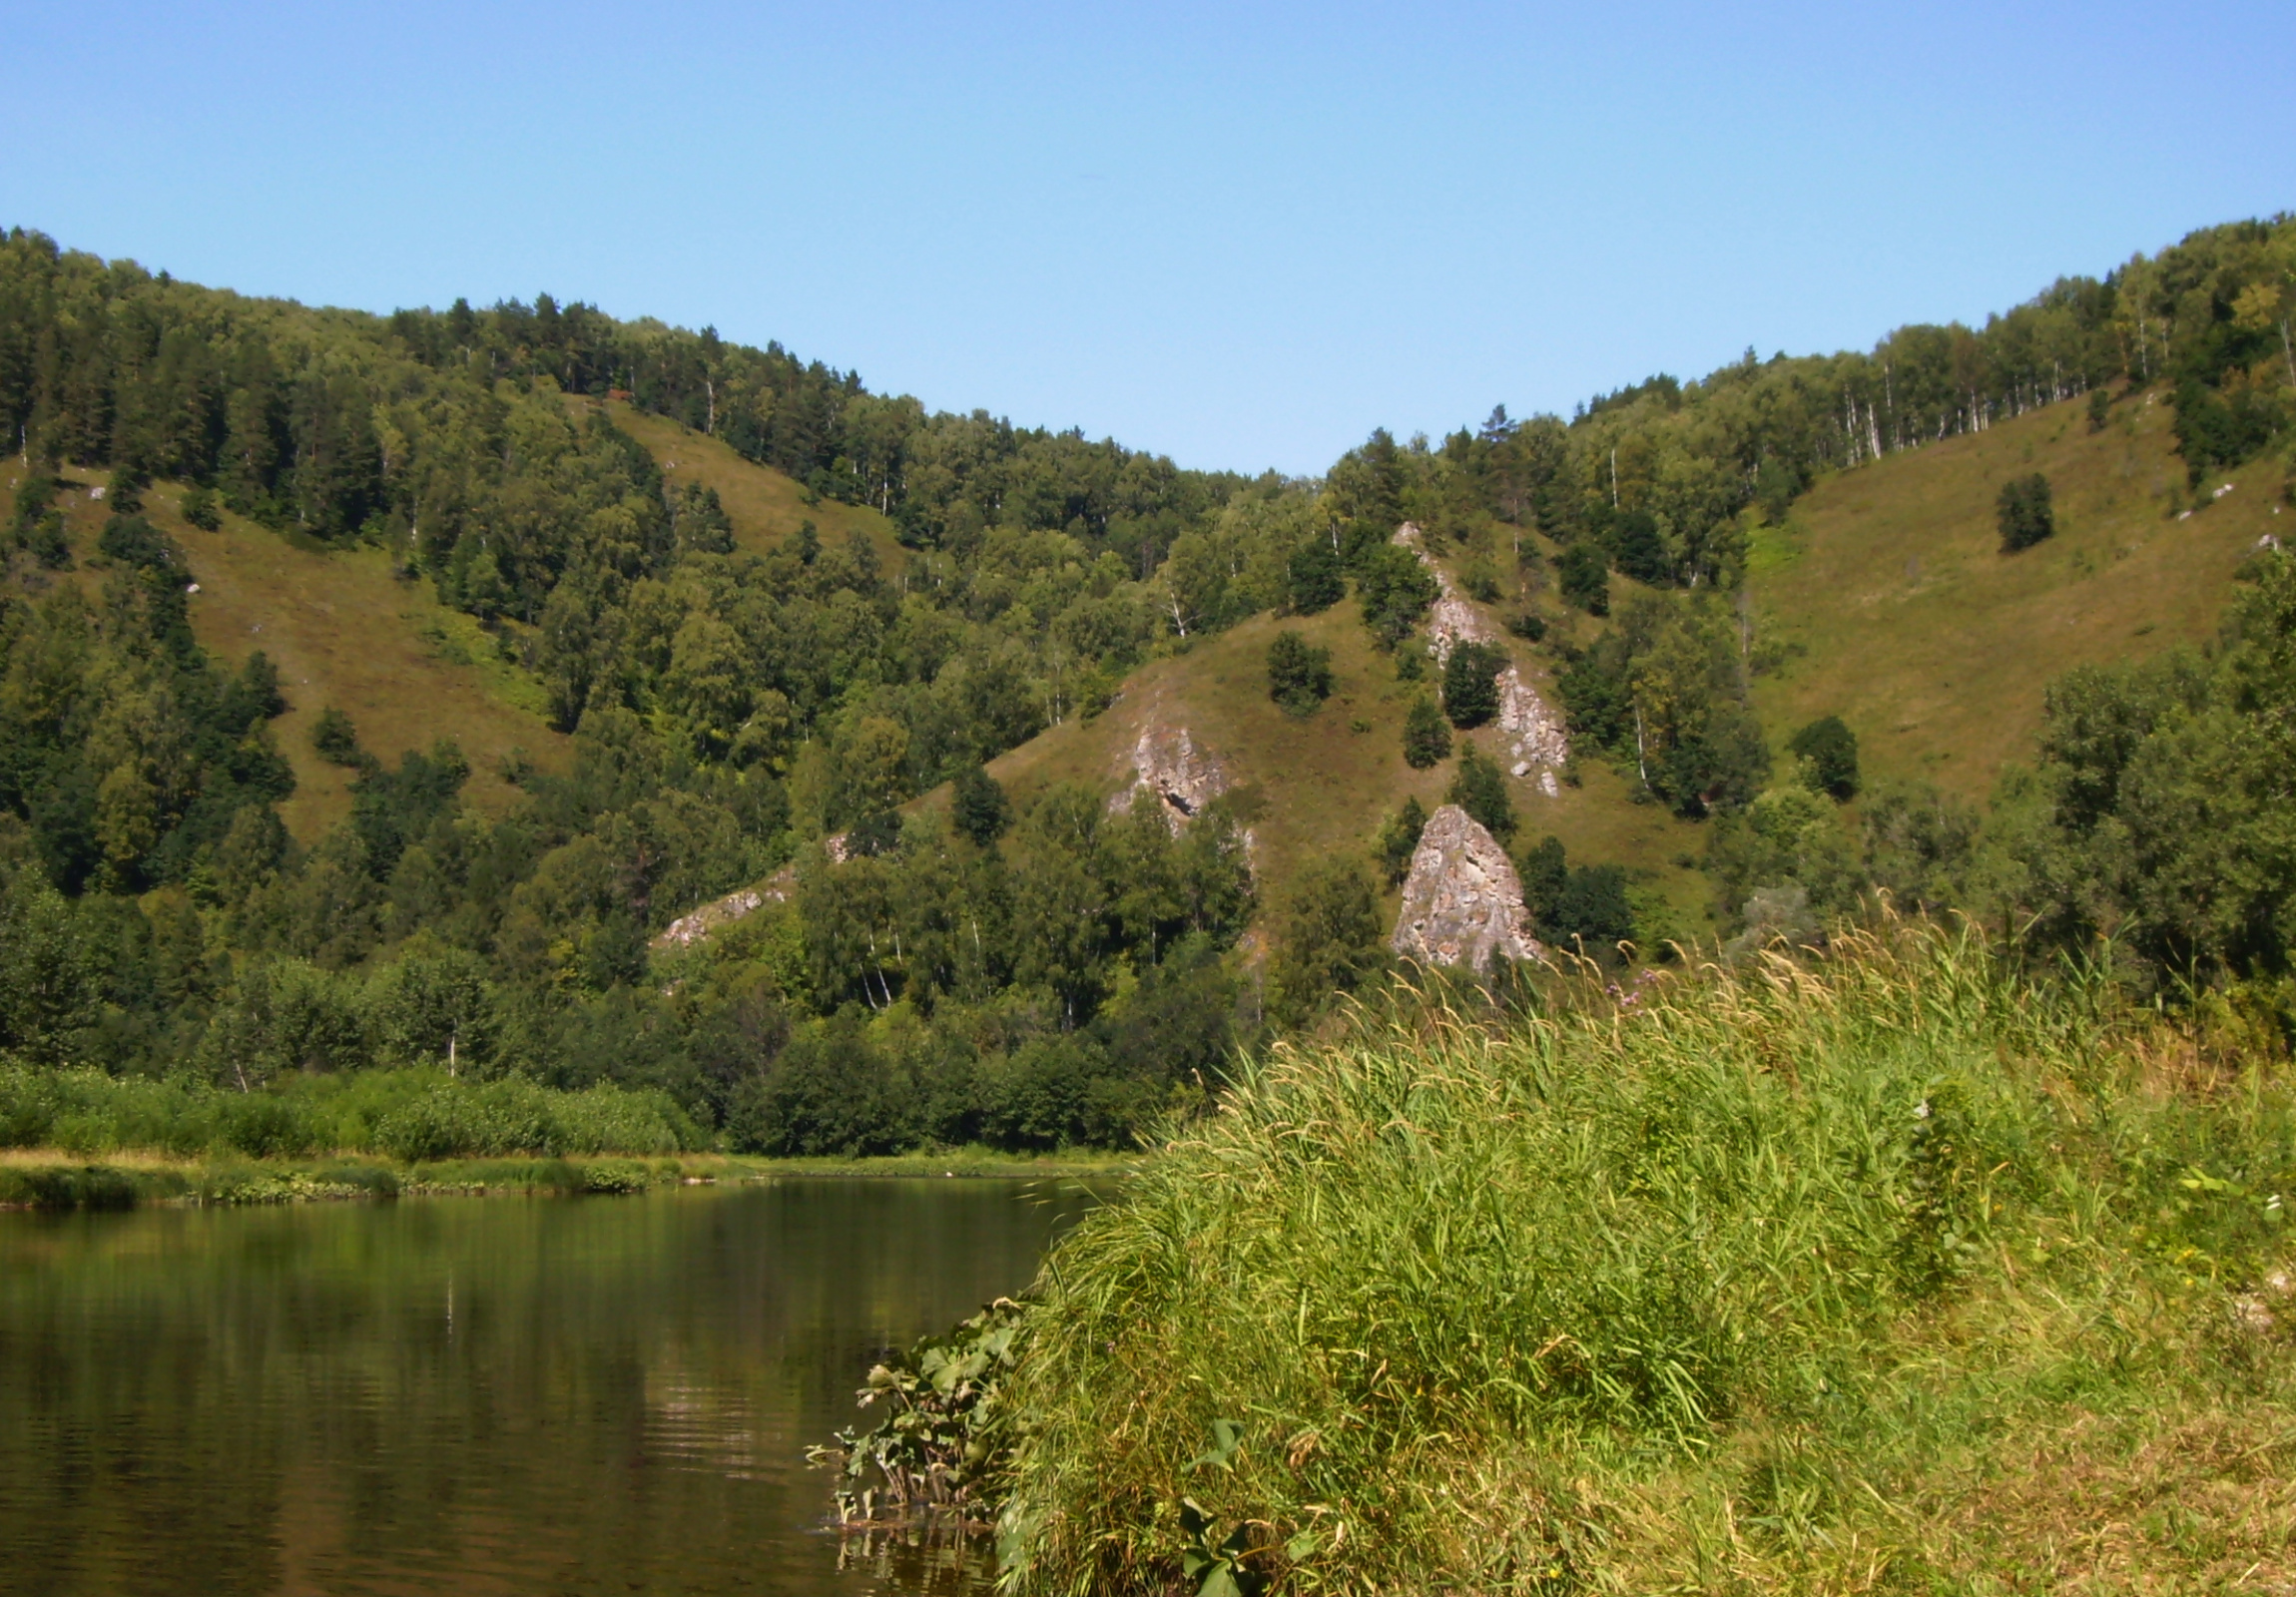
3;213;2293;1154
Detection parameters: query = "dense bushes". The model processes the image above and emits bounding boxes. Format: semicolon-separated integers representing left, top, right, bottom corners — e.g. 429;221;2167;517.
721;932;1247;1156
0;1064;697;1161
1995;472;2055;551
1264;631;1334;717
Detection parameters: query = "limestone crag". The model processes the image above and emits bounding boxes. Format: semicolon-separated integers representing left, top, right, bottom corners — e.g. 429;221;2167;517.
1393;524;1497;665
1392;523;1571;780
1497;667;1569;772
1112;722;1231;825
652;873;790;951
1390;804;1546;970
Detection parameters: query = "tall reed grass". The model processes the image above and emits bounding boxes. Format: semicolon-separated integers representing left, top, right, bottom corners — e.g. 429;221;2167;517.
994;927;2296;1593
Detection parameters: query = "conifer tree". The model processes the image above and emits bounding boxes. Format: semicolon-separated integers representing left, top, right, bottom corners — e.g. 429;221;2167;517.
951;765;1012;847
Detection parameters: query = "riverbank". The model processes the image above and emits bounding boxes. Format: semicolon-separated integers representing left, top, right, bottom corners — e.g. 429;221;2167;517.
0;1146;1136;1209
960;927;2296;1594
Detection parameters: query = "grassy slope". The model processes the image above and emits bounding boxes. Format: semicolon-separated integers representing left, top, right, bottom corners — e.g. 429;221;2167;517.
0;457;572;840
590;397;906;568
981;599;1711;936
1749;388;2285;801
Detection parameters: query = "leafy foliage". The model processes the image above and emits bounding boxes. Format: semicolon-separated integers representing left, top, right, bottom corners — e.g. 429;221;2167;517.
1375;798;1427;886
1995;472;2055;552
2003;550;2296;987
1556;595;1769;816
1444;745;1514;841
1352;543;1437;648
951;764;1012;848
1787;715;1860;799
810;1298;1027;1527
1438;640;1504;729
1268;859;1388;1027
1283;536;1343;615
1400;695;1450;770
1557;538;1609;614
1264;631;1333;718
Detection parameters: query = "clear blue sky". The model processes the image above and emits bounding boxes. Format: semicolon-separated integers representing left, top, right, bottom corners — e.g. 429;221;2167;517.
4;1;2289;475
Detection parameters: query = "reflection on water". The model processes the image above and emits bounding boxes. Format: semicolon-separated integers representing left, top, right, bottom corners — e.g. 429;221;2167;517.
0;1180;1097;1596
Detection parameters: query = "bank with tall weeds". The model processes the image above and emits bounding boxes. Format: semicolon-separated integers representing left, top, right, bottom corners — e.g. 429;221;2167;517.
985;927;2296;1593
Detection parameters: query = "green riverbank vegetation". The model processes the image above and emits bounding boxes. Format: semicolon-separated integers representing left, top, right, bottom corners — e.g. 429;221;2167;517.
0;1145;1125;1210
0;1065;1131;1207
839;926;2296;1593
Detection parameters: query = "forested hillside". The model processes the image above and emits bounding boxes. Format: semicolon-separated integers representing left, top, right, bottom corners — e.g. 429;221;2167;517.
3;213;2293;1161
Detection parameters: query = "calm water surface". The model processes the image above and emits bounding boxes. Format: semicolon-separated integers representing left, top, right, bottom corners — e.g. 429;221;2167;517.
0;1180;1099;1597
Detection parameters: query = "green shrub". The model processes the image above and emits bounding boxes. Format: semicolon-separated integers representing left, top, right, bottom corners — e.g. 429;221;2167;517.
1355;543;1438;647
1997;472;2054;551
1547;861;1636;955
1266;631;1335;717
1400;696;1450;770
311;1162;399;1198
579;1158;653;1194
310;707;365;767
1444;745;1514;840
1439;640;1505;729
952;765;1013;847
1285;539;1344;615
1268;859;1389;1027
1558;537;1609;613
0;1063;694;1163
1787;714;1860;799
1375;798;1428;886
0;1164;145;1210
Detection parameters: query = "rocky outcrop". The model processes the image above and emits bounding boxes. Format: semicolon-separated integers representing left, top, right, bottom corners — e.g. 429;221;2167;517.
1392;524;1570;781
1112;723;1231;824
1497;667;1568;775
652;873;791;951
1394;524;1497;665
1390;804;1545;970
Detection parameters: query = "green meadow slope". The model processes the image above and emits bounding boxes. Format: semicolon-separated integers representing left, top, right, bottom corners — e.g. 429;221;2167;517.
0;456;570;840
982;564;1713;937
967;385;2290;949
589;397;907;569
1747;388;2285;802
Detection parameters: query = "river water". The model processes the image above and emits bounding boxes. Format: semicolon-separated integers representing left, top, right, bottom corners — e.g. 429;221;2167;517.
0;1180;1098;1597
